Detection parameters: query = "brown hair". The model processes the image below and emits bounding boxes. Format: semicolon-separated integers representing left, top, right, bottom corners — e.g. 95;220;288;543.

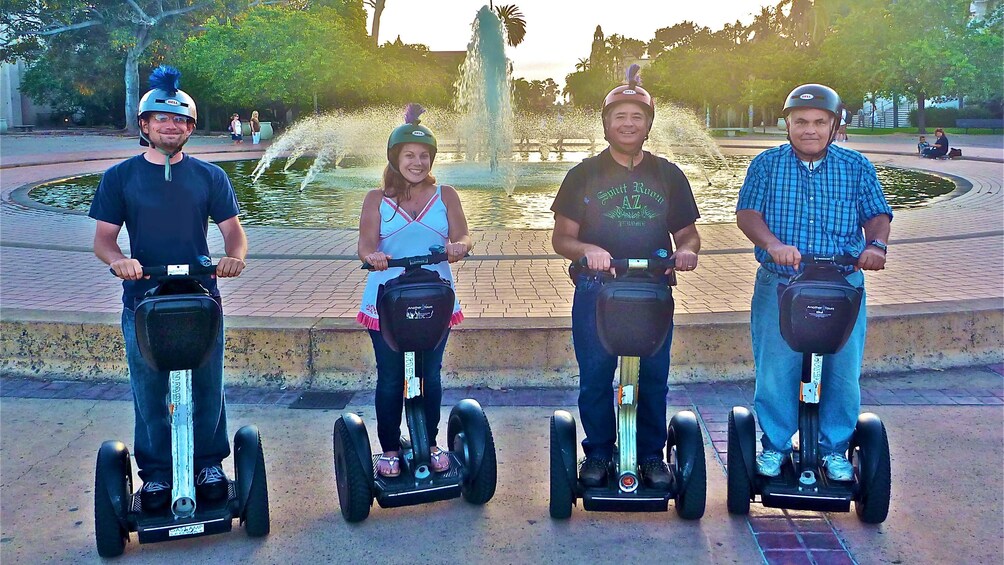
935;128;945;134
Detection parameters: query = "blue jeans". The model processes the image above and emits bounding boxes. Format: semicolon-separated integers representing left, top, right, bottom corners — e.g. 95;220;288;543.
122;307;230;483
751;267;867;455
572;275;673;462
370;329;449;453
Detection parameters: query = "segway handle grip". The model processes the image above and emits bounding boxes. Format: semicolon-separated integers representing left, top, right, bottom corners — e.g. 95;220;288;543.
801;253;858;266
576;254;676;273
361;250;470;271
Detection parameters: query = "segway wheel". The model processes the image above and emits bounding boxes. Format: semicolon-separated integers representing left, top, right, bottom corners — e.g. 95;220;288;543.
726;409;752;515
94;441;131;558
548;414;575;519
333;416;374;522
850;414;891;524
235;426;270;537
448;400;497;505
668;412;707;520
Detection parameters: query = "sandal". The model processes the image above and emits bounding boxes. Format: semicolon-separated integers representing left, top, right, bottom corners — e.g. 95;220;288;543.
376;453;400;478
430;446;451;473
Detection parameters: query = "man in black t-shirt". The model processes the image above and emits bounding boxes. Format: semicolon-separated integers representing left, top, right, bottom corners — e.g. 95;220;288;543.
89;66;247;511
550;65;701;489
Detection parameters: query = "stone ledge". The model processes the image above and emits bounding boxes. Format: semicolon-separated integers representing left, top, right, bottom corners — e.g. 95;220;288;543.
1;299;1001;389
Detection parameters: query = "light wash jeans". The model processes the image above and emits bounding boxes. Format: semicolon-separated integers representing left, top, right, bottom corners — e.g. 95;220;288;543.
252;132;261;144
751;266;866;456
122;307;230;482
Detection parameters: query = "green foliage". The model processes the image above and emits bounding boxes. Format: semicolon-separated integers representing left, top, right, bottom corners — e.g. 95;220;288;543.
494;4;527;48
563;69;611;109
512;77;559;112
908;106;996;127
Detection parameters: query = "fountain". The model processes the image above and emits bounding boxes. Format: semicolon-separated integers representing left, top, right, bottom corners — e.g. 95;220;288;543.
247;5;739;199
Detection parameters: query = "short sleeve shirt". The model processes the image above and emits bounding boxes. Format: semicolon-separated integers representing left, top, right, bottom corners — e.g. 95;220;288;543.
88;154;241;307
551;149;700;259
736;144;893;275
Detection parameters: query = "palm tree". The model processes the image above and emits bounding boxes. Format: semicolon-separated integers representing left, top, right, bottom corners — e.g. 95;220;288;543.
493;4;527;48
364;0;387;46
575;58;590;72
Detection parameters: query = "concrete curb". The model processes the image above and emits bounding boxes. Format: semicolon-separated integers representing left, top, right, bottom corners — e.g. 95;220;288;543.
3;298;1000;389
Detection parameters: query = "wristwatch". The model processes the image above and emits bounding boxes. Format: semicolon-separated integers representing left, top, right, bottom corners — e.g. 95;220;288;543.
868;240;888;253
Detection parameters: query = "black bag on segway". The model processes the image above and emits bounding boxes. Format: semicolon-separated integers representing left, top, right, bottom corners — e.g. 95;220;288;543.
778;266;862;355
596;277;674;358
134;279;222;371
376;267;455;353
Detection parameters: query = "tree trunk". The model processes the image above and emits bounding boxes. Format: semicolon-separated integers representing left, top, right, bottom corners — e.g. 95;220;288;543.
371;0;385;46
124;49;141;135
916;92;926;134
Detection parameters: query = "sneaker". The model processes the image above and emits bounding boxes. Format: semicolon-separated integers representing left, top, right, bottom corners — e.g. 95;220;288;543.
756;450;784;477
578;457;609;487
822;453;854;482
140;480;171;511
196;465;229;501
640;458;672;490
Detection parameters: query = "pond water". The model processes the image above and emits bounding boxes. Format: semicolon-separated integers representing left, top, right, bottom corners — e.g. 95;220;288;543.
31;153;956;229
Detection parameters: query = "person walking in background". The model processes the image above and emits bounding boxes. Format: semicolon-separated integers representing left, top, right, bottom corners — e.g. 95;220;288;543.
230;113;243;145
250;110;261;145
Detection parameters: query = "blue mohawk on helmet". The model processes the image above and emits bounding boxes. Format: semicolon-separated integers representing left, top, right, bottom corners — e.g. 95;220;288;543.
403;103;425;126
149;65;182;94
626;64;641;90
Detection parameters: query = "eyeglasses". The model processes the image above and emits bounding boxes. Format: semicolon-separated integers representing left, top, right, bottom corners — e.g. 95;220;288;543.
149;113;191;125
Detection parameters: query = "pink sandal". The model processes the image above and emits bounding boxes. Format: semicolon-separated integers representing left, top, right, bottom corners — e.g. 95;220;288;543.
430;446;451;472
376;453;400;477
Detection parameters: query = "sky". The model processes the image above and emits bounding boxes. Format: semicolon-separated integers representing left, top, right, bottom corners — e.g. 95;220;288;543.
372;1;779;88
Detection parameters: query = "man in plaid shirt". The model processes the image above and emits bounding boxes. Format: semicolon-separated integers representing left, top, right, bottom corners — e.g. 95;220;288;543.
736;84;892;482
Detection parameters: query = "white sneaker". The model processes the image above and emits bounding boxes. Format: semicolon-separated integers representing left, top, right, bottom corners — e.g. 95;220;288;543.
755;450;784;477
822;453;854;481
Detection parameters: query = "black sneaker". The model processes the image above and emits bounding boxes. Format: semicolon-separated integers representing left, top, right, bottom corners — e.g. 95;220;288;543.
578;457;609;487
640;458;672;490
140;480;171;511
196;465;229;501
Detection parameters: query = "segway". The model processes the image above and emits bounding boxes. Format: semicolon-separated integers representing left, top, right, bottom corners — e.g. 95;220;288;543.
549;253;706;519
727;255;891;523
94;257;270;558
332;247;497;522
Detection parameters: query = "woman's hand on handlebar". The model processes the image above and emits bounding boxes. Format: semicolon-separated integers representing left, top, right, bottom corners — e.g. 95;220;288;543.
363;251;391;271
856;246;887;271
217;256;246;278
109;258;145;280
445;241;468;263
670;248;698;273
582;245;613;274
766;242;801;271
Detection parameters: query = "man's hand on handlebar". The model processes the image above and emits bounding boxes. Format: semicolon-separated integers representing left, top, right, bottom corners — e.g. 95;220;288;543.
363;251;391;271
766;242;802;271
217;256;246;278
670;248;698;273
856;247;887;271
109;258;145;280
582;245;614;274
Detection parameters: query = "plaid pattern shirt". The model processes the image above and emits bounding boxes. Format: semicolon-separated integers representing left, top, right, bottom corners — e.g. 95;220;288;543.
737;143;893;275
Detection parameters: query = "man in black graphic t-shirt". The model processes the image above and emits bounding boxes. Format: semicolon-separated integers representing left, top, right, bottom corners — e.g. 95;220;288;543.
551;66;701;490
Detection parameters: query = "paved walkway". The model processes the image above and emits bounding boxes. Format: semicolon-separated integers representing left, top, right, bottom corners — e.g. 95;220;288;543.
1;131;1002;320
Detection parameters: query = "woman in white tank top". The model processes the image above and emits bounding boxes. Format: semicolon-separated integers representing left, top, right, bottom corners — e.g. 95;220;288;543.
357;104;472;478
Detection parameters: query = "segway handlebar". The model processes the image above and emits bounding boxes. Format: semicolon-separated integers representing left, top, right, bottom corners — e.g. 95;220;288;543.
576;249;676;273
799;253;858;266
109;256;218;278
360;246;469;271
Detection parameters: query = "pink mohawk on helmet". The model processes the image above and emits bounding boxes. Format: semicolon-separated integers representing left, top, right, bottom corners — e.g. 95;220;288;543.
404;103;425;125
626;64;641;90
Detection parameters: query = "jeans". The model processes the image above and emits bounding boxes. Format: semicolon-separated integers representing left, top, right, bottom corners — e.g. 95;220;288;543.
122;307;230;483
572;275;673;462
252;132;261;144
370;329;449;453
750;267;867;456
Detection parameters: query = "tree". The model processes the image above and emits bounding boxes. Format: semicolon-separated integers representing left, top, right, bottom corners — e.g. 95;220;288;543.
493;4;527;48
3;1;217;134
364;0;386;46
